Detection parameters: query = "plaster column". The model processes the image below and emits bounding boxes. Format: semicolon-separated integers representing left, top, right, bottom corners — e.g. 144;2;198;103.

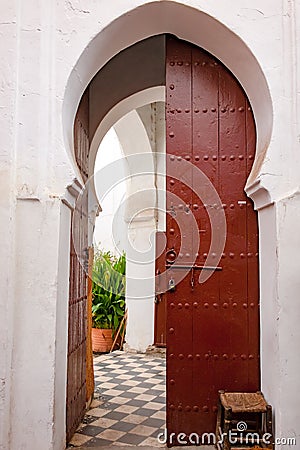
114;110;157;352
125;216;157;352
275;195;300;445
9;197;72;450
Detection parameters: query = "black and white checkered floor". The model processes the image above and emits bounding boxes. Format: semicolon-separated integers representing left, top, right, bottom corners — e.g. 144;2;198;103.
68;351;166;448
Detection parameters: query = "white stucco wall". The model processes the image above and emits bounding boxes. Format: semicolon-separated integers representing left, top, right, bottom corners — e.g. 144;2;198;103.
0;4;18;447
1;1;300;449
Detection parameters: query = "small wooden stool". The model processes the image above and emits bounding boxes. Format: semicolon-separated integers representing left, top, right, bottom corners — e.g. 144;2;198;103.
216;391;274;450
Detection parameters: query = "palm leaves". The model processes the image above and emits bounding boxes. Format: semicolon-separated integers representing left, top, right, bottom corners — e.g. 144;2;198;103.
92;249;126;334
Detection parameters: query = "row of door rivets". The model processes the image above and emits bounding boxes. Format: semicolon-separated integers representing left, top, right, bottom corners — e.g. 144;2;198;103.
168;204;183;210
169;61;191;66
166;253;189;258
169;302;256;309
169;404;221;413
219;106;245;112
169;60;218;66
167;203;251;211
221;107;246;113
194;61;218;67
226;252;257;257
194;107;217;113
215;203;245;209
168;107;245;113
209;302;256;308
168;106;249;114
202;252;258;258
226;204;254;209
206;354;254;360
193;154;247;160
168;154;254;160
168;203;219;209
169;353;198;359
190;106;245;113
170;302;191;309
195;61;218;67
168;353;255;360
227;252;258;258
169;108;194;113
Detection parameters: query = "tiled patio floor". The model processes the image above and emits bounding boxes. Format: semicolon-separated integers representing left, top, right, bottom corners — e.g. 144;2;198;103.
68;351;166;448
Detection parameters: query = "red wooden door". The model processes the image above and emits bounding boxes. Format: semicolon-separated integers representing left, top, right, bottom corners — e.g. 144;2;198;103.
165;36;259;444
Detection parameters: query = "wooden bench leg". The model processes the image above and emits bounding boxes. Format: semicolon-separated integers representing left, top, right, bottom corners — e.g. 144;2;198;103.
223;407;232;450
266;405;274;449
215;399;222;449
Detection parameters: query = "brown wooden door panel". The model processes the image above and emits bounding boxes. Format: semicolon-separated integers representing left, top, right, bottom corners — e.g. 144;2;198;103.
66;91;90;442
66;209;88;442
165;35;260;443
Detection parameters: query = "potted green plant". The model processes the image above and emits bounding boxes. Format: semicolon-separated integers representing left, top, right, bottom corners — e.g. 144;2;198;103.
91;249;126;352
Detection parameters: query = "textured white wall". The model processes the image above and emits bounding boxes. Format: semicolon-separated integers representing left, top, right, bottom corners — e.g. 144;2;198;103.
0;3;18;447
1;1;300;449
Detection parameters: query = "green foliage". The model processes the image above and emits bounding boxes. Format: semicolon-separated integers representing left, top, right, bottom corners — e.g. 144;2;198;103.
92;249;126;334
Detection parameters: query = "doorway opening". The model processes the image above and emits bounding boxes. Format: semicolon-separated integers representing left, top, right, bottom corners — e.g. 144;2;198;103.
68;103;168;447
66;34;259;447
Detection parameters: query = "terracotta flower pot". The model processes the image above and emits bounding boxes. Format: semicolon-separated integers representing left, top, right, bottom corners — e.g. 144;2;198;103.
92;328;113;353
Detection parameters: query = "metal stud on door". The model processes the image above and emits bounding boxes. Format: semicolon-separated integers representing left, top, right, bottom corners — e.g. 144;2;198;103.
165;36;260;445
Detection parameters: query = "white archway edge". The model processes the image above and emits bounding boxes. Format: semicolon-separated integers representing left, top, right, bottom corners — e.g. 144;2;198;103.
114;110;156;223
63;1;273;205
87;87;164;237
89;87;165;175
